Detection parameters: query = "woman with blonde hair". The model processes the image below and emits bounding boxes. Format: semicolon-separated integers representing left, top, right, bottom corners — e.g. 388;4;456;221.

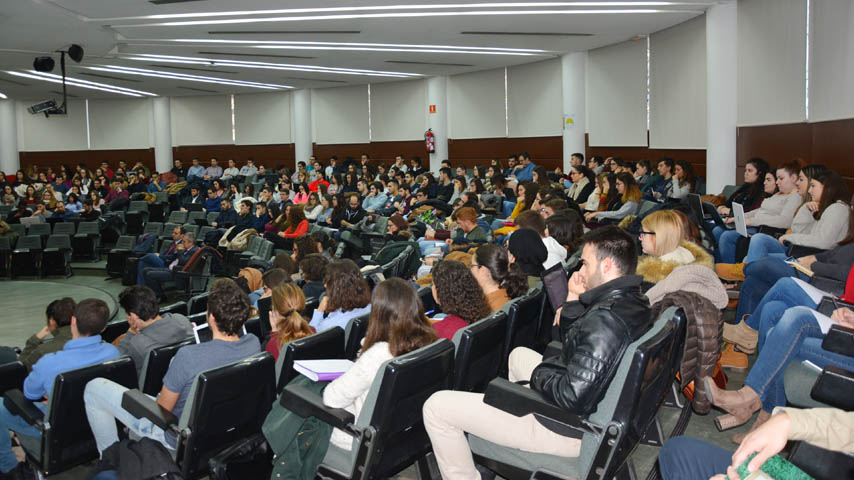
637;210;727;308
584;173;642;223
265;283;314;360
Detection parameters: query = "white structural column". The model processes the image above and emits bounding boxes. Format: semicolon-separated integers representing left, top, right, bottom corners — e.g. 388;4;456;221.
152;97;173;173
561;52;586;172
292;89;312;166
426;76;449;172
706;3;738;193
0;100;19;174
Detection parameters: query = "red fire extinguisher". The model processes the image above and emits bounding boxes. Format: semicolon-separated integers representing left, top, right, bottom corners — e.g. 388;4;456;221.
425;128;435;154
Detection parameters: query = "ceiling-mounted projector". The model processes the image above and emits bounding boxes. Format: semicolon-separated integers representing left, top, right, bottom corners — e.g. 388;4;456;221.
28;99;58;115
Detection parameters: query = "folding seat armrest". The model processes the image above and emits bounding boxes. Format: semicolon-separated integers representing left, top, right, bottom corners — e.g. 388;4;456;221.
543;341;562;360
483;378;597;439
280;383;356;433
121;389;179;433
3;390;45;427
810;366;854;411
810;277;845;298
159;301;188;316
531;469;573;480
820;325;854;357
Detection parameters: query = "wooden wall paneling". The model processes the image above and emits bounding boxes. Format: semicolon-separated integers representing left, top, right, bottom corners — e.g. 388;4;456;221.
172;144;295;170
19;149;155;174
584;134;707;178
810;118;854;181
448;136;563;170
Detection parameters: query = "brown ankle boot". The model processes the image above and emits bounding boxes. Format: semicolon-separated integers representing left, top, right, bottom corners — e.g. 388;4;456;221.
702;377;761;431
731;410;772;444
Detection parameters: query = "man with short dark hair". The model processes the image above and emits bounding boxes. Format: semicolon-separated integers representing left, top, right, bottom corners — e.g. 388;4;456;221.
211;198;237;228
203;158;222;181
19;297;77;370
570;152;584;168
436;167;454;203
171;159;187;179
84;279;260;455
186;158;205;184
423;226;652;479
181;184;204;211
0;299;118;479
299;254;328;300
513;152;536;182
116;286;193;375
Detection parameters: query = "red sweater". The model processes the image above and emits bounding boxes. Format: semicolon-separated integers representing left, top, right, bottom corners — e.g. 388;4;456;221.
433;315;468;340
282;220;309;238
309;179;329;193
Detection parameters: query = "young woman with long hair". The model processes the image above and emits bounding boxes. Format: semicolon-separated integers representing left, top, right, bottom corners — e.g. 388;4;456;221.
470;244;528;311
310;259;372;332
321;278;436;451
265;283;313;360
584;172;642;224
430;260;491;339
304;192;323;220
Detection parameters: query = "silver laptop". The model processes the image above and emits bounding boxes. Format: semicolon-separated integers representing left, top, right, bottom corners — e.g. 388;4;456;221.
732;202;749;237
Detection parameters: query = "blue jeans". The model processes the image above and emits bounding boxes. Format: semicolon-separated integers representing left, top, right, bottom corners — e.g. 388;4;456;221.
713;226;757;263
0;403;43;472
136;253;166;286
736;257;808;321
659;436;732;480
84;378;173;455
418;238;445;256
744;307;854;412
745;277;818;352
743;233;787;264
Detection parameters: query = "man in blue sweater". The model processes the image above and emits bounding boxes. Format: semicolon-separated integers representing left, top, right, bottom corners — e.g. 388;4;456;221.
0;299;118;479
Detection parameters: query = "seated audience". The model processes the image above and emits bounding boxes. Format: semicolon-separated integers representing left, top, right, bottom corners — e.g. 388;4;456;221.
140;231;199;302
265;283;313;360
116;286;193;376
309;259;371;332
717;158;773;216
545;210;584;257
585;173;642;224
668;160;696;200
423;226;651;479
248;268;290;308
265;204;308;250
430;260;491;340
1;299;118;478
135;226;185;286
19;297;76;370
714;162;803;263
717;169;852;281
83;279;260;454
470;244;528;311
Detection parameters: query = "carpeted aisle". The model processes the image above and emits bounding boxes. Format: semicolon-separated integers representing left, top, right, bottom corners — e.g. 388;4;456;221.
0;279;119;348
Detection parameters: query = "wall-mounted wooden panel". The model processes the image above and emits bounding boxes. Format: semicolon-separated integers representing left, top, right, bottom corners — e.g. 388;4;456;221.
585;134;707;178
172;144;295;170
736;118;854;188
448;136;562;170
20;149;155;173
311;141;425;166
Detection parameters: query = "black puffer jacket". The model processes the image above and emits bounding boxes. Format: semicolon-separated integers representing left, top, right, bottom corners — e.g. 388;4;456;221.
531;275;652;415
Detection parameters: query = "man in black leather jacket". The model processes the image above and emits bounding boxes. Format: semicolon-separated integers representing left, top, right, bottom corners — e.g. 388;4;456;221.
423;226;652;480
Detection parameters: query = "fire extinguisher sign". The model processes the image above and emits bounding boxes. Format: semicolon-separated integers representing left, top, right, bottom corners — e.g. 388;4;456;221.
429;104;437;114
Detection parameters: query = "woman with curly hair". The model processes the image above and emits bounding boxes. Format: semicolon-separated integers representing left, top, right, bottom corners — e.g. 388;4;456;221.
310;259;371;332
470;244;528;311
430;260;491;339
265;283;314;360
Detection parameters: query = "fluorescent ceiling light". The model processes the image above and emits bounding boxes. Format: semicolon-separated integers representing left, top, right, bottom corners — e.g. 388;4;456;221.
115;9;696;27
24;71;157;96
0;92;7;99
5;71;156;97
151;39;547;54
93;3;704;21
85;65;292;90
121;53;420;78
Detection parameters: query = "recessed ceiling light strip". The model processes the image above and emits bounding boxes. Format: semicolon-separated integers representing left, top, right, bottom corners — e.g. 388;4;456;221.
5;71;153;97
161;38;548;53
86;65;291;90
25;71;157;96
121;53;420;77
92;3;705;22
115;9;703;27
0;92;7;99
